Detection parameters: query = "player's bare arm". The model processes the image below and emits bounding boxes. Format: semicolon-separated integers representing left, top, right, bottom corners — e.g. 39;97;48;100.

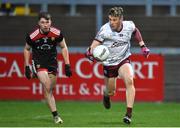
24;43;32;79
89;40;101;52
59;38;70;65
133;27;150;58
59;38;72;77
24;43;31;66
133;27;144;46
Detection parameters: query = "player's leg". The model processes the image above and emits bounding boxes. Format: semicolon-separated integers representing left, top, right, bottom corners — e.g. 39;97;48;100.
37;70;62;124
103;65;118;109
37;71;56;112
103;77;116;109
48;73;63;124
118;63;135;124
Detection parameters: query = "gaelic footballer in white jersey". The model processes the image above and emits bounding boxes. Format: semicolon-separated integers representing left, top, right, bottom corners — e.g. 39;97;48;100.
95;21;135;66
85;7;150;125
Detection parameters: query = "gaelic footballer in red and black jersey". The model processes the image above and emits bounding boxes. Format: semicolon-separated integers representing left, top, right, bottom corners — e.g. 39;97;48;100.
24;12;71;124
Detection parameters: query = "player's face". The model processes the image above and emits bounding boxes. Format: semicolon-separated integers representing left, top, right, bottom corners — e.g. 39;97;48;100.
109;15;123;31
38;18;52;33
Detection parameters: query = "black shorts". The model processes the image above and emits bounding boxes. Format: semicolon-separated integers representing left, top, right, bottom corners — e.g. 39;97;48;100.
103;58;131;78
32;59;58;75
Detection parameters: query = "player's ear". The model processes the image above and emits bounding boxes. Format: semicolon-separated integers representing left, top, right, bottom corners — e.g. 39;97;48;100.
49;20;52;25
38;21;40;26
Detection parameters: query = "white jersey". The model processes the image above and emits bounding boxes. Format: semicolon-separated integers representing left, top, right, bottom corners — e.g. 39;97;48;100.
95;21;135;66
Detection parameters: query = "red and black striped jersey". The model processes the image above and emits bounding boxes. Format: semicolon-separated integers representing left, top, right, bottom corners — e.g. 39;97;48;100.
26;26;64;66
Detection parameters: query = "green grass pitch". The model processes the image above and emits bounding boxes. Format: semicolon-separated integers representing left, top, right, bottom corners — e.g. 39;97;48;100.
0;101;180;127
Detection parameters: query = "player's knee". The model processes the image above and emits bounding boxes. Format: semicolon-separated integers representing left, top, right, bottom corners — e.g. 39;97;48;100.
43;83;52;93
45;86;51;93
125;75;134;86
43;86;54;98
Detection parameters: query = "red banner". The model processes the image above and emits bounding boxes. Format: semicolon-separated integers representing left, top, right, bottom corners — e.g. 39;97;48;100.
0;53;164;101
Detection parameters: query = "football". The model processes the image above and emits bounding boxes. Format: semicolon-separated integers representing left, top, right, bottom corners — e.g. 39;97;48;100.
92;45;110;61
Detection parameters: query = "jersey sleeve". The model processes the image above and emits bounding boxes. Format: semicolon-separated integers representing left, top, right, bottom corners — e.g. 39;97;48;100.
56;32;64;42
95;27;105;42
129;21;136;32
25;34;33;46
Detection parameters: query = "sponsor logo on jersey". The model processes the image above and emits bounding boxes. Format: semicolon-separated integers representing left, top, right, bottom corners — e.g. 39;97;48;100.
42;37;48;43
111;41;128;48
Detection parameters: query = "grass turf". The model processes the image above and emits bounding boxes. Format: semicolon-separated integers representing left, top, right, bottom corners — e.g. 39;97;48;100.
0;101;180;127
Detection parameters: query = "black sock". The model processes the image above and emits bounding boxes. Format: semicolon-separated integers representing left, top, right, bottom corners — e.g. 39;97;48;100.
52;111;58;117
126;107;132;118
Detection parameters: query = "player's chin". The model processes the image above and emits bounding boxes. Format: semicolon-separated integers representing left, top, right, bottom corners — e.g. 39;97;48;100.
42;28;50;32
44;29;49;32
110;26;116;31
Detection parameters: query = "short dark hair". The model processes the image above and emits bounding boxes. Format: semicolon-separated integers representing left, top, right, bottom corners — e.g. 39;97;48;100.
38;11;51;20
108;7;123;17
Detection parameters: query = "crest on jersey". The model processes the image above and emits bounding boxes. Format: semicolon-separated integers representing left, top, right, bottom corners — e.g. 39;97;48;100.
51;37;55;41
119;34;123;37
